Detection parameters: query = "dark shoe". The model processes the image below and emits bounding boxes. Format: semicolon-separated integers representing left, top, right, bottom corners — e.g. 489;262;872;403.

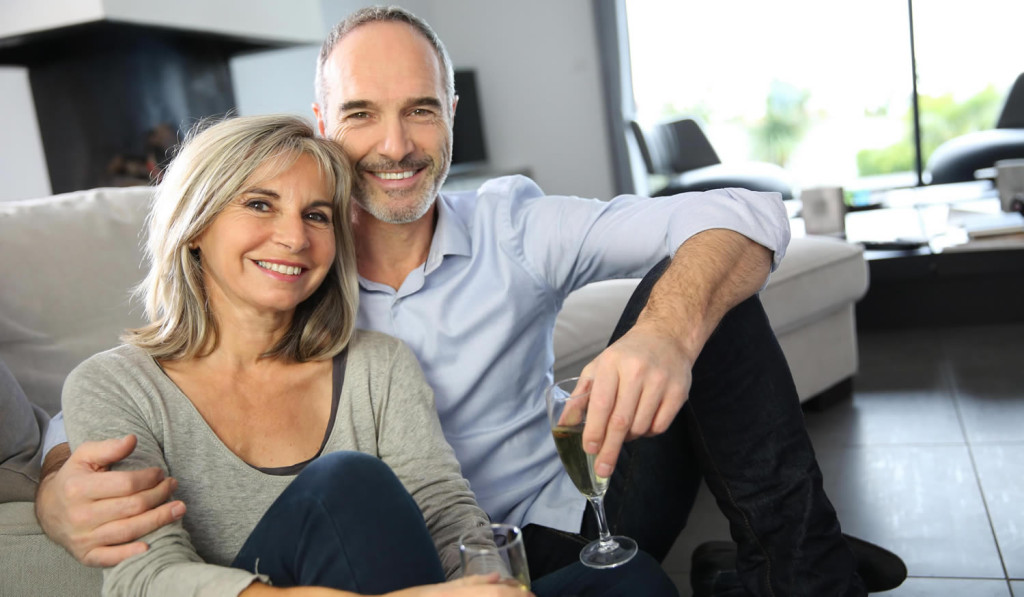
690;541;744;597
843;534;908;593
690;534;907;595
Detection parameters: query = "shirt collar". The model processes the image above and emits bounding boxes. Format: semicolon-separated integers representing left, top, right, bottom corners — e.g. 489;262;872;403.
424;191;472;274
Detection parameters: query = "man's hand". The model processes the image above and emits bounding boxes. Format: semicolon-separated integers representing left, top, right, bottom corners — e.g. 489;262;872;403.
578;229;774;480
35;435;185;567
579;323;694;480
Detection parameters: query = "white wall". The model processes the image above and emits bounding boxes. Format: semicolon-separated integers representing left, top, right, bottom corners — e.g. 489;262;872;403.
231;0;616;199
0;67;50;201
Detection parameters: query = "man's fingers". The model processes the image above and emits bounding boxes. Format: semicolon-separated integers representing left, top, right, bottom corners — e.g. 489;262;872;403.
628;383;664;440
81;541;149;568
88;499;186;557
580;370;618;456
69;436;138;471
69;467;168;501
648;384;687;436
86;476;179;526
591;378;641;479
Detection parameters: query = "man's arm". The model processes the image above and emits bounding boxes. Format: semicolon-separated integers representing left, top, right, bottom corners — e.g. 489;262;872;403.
580;228;773;479
35;435;186;567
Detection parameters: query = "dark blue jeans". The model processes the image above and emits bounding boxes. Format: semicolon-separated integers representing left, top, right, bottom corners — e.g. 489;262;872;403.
231;451;678;596
524;259;865;596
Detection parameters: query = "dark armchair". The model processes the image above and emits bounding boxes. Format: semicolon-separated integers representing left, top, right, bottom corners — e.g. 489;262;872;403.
925;73;1024;185
629;117;796;199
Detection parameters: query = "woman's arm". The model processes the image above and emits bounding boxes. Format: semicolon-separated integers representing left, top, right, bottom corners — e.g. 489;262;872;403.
61;349;264;596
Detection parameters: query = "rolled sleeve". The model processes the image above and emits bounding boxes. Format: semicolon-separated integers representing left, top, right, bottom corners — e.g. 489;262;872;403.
495;175;791;295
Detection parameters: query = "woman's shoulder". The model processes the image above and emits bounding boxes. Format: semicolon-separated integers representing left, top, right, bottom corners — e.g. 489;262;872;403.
65;344;167;398
344;330;425;384
347;329;410;359
70;343;157;378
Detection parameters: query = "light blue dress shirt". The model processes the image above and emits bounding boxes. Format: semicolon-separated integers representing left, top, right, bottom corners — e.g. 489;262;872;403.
355;175;790;532
46;175;790;534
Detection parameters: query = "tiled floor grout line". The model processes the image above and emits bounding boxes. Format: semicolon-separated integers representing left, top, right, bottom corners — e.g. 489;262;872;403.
941;340;1012;584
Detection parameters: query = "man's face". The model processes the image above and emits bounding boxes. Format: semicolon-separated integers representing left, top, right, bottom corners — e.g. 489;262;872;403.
314;22;456;225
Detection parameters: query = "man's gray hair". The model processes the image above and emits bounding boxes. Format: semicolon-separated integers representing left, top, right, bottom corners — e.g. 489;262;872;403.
315;5;456;117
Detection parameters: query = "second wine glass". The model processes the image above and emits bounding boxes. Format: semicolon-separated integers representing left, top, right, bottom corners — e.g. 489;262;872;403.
545;376;638;568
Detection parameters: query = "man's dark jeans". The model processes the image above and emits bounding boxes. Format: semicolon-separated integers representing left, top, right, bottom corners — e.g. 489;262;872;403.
524;258;866;596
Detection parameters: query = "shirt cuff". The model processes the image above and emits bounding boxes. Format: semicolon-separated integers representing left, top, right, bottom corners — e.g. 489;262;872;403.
41;411;67;465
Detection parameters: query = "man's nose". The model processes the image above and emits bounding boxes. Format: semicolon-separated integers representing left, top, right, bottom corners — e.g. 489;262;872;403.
377;117;415;162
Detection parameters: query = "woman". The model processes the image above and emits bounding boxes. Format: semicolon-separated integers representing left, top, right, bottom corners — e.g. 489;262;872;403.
61;115;677;597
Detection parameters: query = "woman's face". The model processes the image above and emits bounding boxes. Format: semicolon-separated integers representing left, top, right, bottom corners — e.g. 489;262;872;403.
194;153;337;322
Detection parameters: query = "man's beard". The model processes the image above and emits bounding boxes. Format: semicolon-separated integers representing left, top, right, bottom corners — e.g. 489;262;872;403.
352;152;451;224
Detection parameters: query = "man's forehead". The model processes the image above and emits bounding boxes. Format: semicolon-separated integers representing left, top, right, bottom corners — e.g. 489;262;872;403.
326;21;444;102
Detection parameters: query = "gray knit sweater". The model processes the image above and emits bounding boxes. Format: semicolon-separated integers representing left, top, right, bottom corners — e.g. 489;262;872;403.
62;330;492;597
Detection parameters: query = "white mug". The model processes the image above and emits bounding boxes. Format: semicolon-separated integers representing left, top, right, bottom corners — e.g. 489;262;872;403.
800;186;846;236
995;159;1024;213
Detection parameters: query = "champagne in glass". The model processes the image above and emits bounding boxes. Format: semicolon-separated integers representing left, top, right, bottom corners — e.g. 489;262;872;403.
546;377;638;568
551;424;608;497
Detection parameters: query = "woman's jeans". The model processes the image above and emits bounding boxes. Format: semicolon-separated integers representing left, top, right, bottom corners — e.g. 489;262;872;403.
231;451;678;596
524;259;865;596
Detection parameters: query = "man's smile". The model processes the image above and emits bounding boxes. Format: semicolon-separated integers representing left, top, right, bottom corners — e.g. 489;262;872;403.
372;170;417;180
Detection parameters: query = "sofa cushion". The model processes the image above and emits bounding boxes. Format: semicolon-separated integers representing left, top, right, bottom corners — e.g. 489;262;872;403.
0;187;154;415
553;279;640;382
0;357;48;502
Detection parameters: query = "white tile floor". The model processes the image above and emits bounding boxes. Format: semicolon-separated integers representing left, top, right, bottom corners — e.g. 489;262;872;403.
661;323;1024;596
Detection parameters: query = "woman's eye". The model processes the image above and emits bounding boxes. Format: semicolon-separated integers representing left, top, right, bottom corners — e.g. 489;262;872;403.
305;211;330;224
246;200;271;212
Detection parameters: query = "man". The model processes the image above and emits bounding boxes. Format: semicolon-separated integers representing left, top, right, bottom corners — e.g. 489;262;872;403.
36;6;901;595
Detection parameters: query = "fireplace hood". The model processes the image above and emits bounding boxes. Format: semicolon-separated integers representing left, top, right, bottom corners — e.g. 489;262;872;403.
0;0;323;194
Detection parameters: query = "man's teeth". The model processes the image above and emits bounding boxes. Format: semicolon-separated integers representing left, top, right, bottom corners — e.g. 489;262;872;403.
374;171;415;180
257;261;302;275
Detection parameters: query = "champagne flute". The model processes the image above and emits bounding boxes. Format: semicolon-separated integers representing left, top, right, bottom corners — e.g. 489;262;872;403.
545;376;638;568
459;523;531;590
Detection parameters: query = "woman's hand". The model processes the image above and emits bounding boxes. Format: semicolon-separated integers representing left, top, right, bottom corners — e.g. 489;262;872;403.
387;573;533;596
242;574;533;597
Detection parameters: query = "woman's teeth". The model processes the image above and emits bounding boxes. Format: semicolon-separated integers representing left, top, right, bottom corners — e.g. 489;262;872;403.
257;261;302;275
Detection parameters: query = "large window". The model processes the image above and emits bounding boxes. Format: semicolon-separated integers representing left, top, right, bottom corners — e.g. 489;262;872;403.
625;0;1023;192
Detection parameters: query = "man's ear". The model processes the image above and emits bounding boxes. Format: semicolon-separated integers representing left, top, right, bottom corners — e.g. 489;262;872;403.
312;103;327;137
451;94;459;120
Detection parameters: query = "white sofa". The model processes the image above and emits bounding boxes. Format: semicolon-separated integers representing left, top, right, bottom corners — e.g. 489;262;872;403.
0;186;869;596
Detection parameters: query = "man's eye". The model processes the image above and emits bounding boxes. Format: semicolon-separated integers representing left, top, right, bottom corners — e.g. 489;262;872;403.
411;108;435;117
346;112;370;120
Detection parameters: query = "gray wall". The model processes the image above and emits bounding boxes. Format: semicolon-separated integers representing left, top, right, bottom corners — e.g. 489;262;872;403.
231;0;616;199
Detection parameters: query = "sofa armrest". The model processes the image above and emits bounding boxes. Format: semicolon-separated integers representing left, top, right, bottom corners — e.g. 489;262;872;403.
0;501;102;596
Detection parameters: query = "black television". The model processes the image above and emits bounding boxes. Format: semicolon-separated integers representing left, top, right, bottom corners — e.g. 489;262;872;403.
450;69;489;172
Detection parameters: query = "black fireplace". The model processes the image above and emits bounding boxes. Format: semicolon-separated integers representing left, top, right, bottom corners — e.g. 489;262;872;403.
0;22;294;194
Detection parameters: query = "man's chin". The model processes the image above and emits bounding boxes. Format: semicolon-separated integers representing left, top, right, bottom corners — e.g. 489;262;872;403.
354;193;434;225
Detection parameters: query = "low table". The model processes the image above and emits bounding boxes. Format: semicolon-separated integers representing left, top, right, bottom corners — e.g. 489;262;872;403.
835;182;1024;328
843;184;1019;329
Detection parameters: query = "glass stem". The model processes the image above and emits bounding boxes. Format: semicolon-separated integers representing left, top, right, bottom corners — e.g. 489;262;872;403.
587;495;618;547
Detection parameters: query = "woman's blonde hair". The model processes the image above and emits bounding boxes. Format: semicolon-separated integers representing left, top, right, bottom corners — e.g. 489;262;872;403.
124;114;358;362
